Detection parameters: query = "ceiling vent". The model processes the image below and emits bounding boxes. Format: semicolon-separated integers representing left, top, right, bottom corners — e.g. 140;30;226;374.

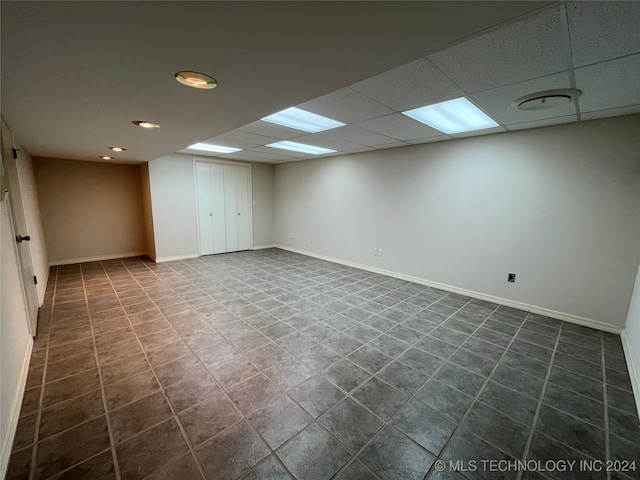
512;89;582;111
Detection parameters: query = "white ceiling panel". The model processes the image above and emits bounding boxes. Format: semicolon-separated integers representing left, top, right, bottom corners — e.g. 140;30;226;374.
429;7;567;93
355;113;443;141
373;141;411;150
294;133;365;152
239;120;306;140
567;2;640;68
407;135;451;145
316;125;398;147
505;115;576;131
223;151;277;163
250;145;313;159
350;58;464;111
575;54;640;113
449;126;507;139
580;105;640;122
297;88;394;124
471;72;576;125
210;130;275;146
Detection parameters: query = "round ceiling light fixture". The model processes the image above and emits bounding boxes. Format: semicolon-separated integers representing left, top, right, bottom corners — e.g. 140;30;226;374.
175;71;218;89
511;89;582;111
132;120;160;129
99;156;112;160
108;146;127;152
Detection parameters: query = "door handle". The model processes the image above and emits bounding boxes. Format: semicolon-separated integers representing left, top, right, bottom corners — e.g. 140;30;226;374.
16;235;31;243
237;212;241;216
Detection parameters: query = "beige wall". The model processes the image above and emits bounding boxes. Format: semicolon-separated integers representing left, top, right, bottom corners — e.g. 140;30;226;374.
33;158;147;264
274;115;640;329
251;162;275;248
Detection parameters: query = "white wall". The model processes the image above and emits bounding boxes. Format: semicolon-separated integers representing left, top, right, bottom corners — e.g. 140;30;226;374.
147;154;274;261
274;115;640;329
624;262;640;414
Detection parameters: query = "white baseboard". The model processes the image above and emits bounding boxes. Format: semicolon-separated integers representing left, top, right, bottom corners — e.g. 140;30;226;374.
155;253;199;263
274;244;623;334
620;330;640;419
0;337;33;479
49;251;147;266
253;245;276;250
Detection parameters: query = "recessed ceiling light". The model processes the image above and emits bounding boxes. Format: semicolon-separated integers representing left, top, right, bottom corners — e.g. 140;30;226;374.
108;146;126;152
99;156;112;160
187;143;241;154
175;71;218;90
267;140;336;155
261;107;345;133
511;89;582;111
402;98;499;134
132;121;160;129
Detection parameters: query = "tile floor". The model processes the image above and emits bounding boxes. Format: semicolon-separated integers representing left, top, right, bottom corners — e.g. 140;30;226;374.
6;248;640;480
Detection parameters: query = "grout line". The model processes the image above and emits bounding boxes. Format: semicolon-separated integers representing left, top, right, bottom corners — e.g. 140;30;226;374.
79;264;122;480
515;322;564;480
28;267;58;480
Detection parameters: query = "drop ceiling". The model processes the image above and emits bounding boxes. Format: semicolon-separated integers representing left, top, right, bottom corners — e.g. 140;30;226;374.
1;2;638;166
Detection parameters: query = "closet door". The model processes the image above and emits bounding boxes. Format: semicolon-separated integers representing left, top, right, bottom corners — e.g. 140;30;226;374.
223;165;239;252
235;166;250;251
196;163;214;255
210;164;227;254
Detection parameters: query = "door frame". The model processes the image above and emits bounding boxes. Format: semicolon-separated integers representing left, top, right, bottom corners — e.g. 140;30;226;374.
192;156;254;257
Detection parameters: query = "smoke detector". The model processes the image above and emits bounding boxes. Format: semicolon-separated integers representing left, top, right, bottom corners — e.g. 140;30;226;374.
512;89;582;111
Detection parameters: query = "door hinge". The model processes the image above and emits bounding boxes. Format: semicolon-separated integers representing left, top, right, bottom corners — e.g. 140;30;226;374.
33;275;38;285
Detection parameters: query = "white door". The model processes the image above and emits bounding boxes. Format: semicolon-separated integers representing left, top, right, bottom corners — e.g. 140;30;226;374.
0;124;38;335
196;161;251;255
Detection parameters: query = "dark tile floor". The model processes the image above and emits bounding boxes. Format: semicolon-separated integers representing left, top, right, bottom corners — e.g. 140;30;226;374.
6;248;640;480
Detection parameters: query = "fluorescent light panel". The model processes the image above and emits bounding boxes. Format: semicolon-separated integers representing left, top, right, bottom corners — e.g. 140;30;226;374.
267;140;336;155
261;107;345;133
188;143;241;153
402;97;499;134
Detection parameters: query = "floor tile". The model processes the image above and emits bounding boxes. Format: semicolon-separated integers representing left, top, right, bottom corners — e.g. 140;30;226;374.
209;357;259;389
489;363;545;399
196;421;270;480
265;358;315;391
318;398;383;454
377;360;429;395
243;455;292;480
247;396;313;449
347;345;393;374
35;416;111;479
414;379;473;421
110;391;173;444
543;382;604;427
358;425;435;480
277;423;351;480
104;369;160;411
325;359;371;393
178;388;243;445
434;362;485;397
352;377;408;421
478;381;539;424
335;459;379;480
290;376;345;418
227;373;283;415
391;399;456;455
144;453;204;480
39;389;105;440
42;369;101;408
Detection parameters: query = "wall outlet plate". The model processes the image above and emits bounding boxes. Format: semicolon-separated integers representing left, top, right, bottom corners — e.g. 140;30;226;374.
508;273;516;283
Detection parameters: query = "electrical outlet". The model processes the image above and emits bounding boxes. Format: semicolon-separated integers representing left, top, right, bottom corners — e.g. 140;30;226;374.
508;273;516;283
377;249;383;257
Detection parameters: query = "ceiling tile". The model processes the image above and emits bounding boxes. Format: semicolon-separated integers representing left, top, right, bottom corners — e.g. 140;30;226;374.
293;132;365;152
212;130;276;146
580;105;640;122
349;58;464;111
198;136;258;150
297;87;394;124
222;151;277;163
449;126;507;139
575;54;640;113
239;120;307;140
471;72;576;125
250;145;312;159
319;125;398;147
407;135;450;145
429;7;568;93
355;113;443;141
373;141;410;150
505;115;576;131
567;2;640;68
